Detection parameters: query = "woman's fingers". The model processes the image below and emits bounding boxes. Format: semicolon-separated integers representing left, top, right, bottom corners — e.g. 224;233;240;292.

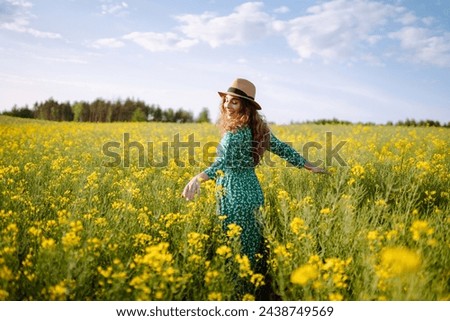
182;179;200;200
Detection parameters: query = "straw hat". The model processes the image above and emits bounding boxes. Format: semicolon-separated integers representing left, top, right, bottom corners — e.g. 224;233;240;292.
218;78;262;110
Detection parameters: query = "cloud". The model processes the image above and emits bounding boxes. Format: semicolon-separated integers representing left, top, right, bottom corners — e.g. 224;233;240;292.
274;6;290;14
122;31;198;52
389;27;450;67
275;0;400;62
89;0;450;67
176;2;273;48
92;37;125;48
0;0;61;39
100;1;128;16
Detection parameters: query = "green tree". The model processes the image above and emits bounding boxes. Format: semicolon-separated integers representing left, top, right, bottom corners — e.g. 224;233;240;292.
196;107;211;123
131;108;147;122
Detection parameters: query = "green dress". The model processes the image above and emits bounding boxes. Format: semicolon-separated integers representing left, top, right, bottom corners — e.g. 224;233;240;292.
204;126;307;265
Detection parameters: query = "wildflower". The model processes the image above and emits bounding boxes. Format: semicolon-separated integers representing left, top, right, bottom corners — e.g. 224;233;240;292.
47;282;68;300
154;291;164;300
41;238;56;249
366;230;377;241
61;231;81;249
0;266;14;281
187;232;209;252
235;254;253;278
410;220;434;241
329;293;343;301
216;245;232;258
250;273;265;287
374;199;387;207
351;164;365;178
277;189;289;200
290;217;307;234
242;294;255;301
0;289;9;300
188;254;203;264
204;270;220;284
273;244;292;259
290;264;319;286
226;223;242;238
379;247;421;277
208;292;223;301
320;208;331;215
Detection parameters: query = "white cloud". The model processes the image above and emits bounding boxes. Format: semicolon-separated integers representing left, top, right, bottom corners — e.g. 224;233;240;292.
274;6;290;14
389;27;450;67
277;0;399;62
92;37;125;48
122;31;198;52
0;0;62;39
89;0;450;67
100;1;129;16
176;2;273;48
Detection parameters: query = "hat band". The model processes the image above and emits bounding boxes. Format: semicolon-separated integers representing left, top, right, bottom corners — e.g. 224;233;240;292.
227;87;254;100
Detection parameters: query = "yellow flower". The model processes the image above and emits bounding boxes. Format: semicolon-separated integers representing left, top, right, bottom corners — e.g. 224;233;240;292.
410;220;434;241
216;245;232;258
319;208;331;215
41;238;56;249
208;292;223;301
204;270;220;284
235;254;253;278
351;164;365;178
329;293;343;301
61;231;81;249
47;281;68;300
250;273;265;287
226;223;242;238
380;247;421;276
367;230;380;241
277;189;289;200
0;289;9;300
187;232;209;251
374;199;387;207
290;264;319;286
242;294;255;301
290;217;307;234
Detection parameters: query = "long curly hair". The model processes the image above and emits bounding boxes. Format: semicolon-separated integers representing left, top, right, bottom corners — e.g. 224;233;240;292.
217;97;270;166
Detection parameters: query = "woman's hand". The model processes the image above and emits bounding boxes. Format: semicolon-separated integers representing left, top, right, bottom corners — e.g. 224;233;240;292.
304;161;329;174
310;166;329;174
182;177;200;201
181;172;210;201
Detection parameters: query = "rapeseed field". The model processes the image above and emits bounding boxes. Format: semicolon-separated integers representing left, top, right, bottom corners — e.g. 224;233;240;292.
0;116;448;300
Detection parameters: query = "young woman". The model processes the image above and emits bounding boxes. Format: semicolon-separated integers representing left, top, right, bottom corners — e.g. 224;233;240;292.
182;78;327;266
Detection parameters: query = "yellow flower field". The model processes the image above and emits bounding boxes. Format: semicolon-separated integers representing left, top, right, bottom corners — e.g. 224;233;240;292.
0;115;449;300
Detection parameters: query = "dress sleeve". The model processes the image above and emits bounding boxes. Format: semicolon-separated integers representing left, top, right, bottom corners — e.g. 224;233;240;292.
203;142;225;180
269;132;306;168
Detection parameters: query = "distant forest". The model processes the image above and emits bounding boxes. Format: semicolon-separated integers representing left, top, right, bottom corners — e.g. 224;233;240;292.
1;98;211;123
1;98;448;127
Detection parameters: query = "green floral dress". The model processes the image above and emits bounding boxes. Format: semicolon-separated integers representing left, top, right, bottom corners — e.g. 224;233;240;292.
204;126;307;264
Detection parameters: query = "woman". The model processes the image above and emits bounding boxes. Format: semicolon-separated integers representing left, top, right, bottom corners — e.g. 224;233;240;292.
182;78;327;266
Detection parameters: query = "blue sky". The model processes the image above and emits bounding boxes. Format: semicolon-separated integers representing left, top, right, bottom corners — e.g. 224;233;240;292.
1;0;449;124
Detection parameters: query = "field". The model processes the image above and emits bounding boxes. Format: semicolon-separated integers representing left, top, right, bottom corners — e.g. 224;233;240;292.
0;115;449;301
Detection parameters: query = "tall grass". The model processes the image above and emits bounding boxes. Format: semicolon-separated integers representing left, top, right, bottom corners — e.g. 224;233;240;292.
0;116;448;300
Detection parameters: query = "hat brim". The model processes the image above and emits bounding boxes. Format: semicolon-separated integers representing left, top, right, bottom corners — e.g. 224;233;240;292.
218;91;262;110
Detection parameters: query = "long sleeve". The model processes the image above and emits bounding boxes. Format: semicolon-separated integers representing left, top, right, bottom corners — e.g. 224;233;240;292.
269;132;306;168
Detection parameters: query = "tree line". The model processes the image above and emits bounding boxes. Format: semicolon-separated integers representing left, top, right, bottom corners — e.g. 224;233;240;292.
2;100;447;127
1;98;211;123
293;117;449;127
